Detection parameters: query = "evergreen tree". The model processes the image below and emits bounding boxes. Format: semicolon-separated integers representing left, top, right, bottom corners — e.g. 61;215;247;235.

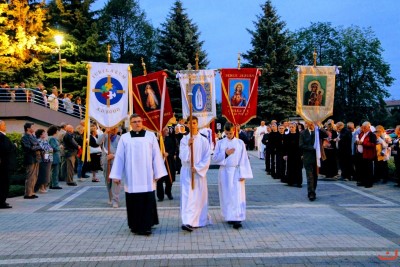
99;0;157;76
293;23;394;124
243;0;296;122
156;0;209;115
0;0;52;85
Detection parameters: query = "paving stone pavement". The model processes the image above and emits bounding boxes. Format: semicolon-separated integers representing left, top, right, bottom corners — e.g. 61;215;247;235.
1;150;400;266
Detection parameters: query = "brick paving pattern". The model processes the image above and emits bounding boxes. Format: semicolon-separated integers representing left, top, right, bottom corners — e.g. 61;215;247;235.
1;151;400;266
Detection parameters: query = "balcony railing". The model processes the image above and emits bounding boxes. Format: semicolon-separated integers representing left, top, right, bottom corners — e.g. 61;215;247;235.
0;88;85;120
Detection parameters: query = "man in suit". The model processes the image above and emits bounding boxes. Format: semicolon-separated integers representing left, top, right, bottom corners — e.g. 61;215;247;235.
21;122;43;199
0;121;17;208
63;125;80;186
299;121;327;201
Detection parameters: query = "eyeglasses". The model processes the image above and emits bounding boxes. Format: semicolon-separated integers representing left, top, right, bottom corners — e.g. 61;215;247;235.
130;120;142;123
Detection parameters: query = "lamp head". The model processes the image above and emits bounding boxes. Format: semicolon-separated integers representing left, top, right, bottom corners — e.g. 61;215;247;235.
54;35;64;46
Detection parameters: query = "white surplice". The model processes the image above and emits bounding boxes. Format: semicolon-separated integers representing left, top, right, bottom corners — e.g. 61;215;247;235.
179;133;211;227
110;131;167;193
255;125;267;159
212;137;253;221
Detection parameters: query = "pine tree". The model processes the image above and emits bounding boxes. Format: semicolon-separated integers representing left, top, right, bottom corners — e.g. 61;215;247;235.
0;0;52;84
243;0;296;122
155;0;209;115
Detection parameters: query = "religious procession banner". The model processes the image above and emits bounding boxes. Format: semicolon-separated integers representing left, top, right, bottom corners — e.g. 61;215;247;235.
296;66;339;123
220;68;260;125
131;70;173;133
87;62;131;128
177;69;216;128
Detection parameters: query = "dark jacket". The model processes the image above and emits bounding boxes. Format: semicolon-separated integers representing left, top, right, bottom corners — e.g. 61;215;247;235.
21;133;42;165
63;132;79;157
0;132;17;171
299;128;328;165
337;128;352;156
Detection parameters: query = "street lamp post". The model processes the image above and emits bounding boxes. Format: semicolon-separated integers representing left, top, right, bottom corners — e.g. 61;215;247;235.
54;35;64;94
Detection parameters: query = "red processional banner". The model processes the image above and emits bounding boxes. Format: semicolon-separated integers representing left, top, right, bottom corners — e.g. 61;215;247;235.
221;68;261;125
131;71;173;133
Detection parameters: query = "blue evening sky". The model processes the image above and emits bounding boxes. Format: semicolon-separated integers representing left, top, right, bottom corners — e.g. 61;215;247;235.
94;0;400;100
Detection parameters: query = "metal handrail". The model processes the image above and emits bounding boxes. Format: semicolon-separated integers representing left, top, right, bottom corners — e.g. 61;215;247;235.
0;88;86;119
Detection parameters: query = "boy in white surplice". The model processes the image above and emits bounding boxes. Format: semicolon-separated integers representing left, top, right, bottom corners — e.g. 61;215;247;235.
212;122;253;229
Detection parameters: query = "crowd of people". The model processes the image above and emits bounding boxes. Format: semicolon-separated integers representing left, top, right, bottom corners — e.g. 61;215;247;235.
0;81;84;118
2;115;400;237
252;119;400;201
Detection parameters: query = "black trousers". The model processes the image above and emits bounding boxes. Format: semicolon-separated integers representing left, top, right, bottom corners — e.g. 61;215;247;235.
125;191;159;233
0;167;10;204
156;176;173;200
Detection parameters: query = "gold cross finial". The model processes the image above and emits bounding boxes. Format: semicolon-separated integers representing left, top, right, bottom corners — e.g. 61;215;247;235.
313;48;317;67
195;52;199;71
141;57;147;76
107;44;111;64
238;52;241;70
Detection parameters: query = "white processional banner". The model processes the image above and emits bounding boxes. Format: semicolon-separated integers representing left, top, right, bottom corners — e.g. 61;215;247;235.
178;69;216;128
88;62;130;128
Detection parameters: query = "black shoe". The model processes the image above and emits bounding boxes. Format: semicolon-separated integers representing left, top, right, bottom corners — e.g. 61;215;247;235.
83;175;90;178
67;182;77;186
50;186;63;189
356;183;364;186
167;194;173;200
227;221;234;225
266;172;271;175
364;185;373;188
158;199;163;202
24;195;36;199
136;230;152;236
0;203;12;209
233;222;242;229
181;224;193;232
309;196;316;201
394;184;400;188
296;184;303;188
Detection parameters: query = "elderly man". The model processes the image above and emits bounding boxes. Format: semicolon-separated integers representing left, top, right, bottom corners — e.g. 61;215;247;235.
21;122;43;199
0;121;17;208
355;121;377;188
63;124;80;186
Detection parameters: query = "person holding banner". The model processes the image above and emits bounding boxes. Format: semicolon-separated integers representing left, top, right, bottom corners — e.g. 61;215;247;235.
299;121;327;201
110;114;167;236
97;126;121;208
212;122;253;230
179;116;211;232
156;127;176;201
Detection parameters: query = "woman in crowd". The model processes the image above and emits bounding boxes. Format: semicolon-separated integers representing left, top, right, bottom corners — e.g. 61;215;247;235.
319;120;338;178
47;125;62;189
89;124;102;182
35;129;53;193
284;122;303;187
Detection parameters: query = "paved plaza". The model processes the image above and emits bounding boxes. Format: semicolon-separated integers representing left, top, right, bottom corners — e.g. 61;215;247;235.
1;151;400;266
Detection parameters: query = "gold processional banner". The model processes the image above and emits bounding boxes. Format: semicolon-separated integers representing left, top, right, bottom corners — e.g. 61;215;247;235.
296;66;339;123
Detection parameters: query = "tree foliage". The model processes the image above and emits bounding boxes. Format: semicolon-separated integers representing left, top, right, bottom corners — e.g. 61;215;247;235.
99;0;157;76
293;22;394;125
0;0;52;84
156;0;209;115
243;0;297;122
